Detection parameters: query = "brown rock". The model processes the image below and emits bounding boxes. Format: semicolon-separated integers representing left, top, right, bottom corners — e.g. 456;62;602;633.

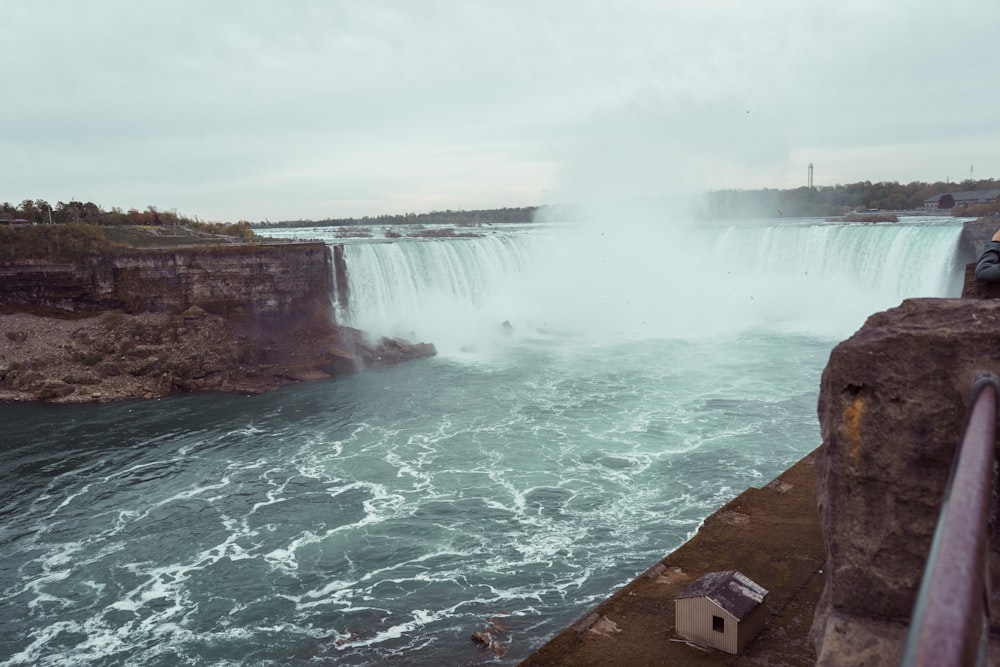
812;297;1000;664
961;262;1000;299
330;328;437;372
0;241;436;403
655;566;690;585
714;510;751;526
182;305;207;320
36;379;75;399
587;616;622;638
0;309;436;403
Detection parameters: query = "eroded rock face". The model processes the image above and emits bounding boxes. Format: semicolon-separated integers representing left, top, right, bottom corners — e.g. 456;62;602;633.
0;243;334;321
0;242;437;403
962;262;1000;299
960;217;999;261
812;297;1000;665
0;311;436;403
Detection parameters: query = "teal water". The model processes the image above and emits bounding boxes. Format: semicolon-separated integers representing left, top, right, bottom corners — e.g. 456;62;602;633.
0;218;965;665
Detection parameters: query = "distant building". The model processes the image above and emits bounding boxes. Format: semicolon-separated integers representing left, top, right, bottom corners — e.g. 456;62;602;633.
674;570;768;654
922;189;1000;210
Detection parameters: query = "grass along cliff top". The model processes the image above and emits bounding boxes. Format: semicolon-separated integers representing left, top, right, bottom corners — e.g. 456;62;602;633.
0;221;265;262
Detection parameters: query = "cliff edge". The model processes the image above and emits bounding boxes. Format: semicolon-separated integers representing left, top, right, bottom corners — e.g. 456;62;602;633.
811;296;1000;665
0;239;434;403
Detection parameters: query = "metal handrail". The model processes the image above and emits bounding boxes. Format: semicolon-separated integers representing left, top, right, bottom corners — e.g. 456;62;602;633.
901;373;1000;666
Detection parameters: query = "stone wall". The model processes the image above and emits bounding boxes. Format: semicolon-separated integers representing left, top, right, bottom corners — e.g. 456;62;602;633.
0;242;334;325
811;297;1000;664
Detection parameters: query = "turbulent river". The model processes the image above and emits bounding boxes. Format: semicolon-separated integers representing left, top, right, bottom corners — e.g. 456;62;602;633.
0;217;965;665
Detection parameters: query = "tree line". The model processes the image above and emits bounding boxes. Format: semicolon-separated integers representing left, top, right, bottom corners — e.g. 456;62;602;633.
256;206;540;229
5;178;998;232
700;178;1000;219
0;199;255;238
0;199;203;226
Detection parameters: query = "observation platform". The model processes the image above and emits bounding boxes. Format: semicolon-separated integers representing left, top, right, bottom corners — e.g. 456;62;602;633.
519;449;824;666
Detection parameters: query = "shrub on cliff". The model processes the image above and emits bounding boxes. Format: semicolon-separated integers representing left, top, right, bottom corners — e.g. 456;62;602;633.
0;222;125;261
955;201;1000;218
0;222;262;262
188;220;257;240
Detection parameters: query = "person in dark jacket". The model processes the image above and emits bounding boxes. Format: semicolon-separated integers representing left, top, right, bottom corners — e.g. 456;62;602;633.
976;229;1000;282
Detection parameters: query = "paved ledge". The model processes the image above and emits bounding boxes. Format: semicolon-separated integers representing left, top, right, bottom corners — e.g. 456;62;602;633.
519;448;824;666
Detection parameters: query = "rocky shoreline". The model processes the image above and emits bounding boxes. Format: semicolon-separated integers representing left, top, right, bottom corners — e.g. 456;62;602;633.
0;307;435;404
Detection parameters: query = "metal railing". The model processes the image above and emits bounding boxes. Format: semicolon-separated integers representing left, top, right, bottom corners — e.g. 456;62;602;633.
901;373;1000;666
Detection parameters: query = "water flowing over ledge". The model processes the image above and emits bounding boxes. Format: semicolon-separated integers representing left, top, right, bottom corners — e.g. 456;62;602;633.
283;217;966;352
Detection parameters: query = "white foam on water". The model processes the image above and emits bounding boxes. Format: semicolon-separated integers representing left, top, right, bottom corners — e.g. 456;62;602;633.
263;531;324;572
335;605;465;650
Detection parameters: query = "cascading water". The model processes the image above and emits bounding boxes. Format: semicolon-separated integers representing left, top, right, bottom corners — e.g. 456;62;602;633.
339;230;552;352
325;217;964;352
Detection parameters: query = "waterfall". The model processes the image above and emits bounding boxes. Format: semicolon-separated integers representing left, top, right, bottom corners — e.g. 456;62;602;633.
330;218;964;351
715;221;963;299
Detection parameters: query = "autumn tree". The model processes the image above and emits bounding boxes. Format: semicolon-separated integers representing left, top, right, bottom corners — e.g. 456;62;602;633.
19;199;36;223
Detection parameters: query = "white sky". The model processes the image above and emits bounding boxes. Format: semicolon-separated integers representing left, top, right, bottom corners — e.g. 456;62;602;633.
3;0;999;221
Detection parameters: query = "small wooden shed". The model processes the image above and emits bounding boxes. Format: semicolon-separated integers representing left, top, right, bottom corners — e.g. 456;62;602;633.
675;570;768;654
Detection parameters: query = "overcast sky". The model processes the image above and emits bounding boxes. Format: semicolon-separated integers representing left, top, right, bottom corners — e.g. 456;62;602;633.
3;1;1000;221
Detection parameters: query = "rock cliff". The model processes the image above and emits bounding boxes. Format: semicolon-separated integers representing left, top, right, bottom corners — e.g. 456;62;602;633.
960;216;1000;262
0;243;334;320
0;242;434;403
811;296;1000;664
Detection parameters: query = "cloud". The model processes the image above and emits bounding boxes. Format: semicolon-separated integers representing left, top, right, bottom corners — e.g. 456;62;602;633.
2;1;1000;220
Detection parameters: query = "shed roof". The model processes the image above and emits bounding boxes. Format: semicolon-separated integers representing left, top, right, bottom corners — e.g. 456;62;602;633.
676;570;768;620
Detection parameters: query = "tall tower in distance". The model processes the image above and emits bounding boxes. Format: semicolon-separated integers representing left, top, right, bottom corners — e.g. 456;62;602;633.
808;163;814;189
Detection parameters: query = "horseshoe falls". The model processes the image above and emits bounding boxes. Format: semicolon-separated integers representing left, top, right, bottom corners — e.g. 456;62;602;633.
336;218;963;349
0;217;965;666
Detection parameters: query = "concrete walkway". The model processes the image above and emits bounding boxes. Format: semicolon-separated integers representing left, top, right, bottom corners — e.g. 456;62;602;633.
519;449;825;666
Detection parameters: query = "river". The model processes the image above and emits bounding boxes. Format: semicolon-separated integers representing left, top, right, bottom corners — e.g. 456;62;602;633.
0;216;964;665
